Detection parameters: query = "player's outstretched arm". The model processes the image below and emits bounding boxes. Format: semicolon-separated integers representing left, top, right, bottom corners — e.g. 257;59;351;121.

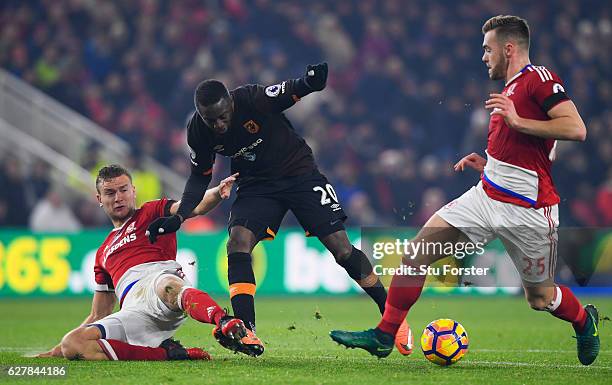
36;291;116;358
169;173;238;218
252;62;328;114
486;95;586;141
146;169;213;243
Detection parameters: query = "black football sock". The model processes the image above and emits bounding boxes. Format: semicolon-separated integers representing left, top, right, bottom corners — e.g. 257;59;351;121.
227;252;257;331
337;246;387;314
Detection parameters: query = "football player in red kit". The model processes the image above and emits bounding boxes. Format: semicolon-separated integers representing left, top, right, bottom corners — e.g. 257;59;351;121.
331;15;599;366
37;164;246;361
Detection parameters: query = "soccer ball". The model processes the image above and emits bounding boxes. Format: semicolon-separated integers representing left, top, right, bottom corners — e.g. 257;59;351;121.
420;319;469;366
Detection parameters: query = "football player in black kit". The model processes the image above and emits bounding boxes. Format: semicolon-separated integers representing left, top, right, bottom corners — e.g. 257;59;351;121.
146;63;410;357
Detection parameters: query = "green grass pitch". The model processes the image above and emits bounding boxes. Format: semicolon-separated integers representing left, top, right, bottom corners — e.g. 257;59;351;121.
0;295;610;384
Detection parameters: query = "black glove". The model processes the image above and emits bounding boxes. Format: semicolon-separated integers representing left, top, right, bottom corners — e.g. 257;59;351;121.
304;62;328;91
145;214;183;244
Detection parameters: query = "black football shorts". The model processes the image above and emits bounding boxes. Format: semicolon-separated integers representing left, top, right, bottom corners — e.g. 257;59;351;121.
228;171;347;241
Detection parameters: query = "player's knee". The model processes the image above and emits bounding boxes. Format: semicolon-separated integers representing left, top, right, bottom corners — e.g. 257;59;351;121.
526;294;550;311
226;235;252;254
321;232;352;262
332;244;353;263
155;276;184;311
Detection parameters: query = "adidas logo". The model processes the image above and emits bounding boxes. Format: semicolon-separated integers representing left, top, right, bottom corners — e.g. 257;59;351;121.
207;306;216;319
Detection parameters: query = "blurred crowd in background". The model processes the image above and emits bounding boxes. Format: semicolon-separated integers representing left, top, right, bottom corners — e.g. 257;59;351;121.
0;0;610;231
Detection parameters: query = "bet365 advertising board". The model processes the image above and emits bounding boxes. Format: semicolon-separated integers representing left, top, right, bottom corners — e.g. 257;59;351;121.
0;228;610;297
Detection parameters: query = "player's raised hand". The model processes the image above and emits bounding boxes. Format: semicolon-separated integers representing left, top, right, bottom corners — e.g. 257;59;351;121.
485;93;523;130
454;152;486;173
304;62;328;91
218;173;239;199
145;214;183;244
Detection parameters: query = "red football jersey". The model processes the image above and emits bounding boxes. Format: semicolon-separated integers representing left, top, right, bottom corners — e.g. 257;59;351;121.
482;64;570;208
94;198;177;292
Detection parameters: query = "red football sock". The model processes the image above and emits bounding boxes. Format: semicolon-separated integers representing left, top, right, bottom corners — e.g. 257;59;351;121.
546;285;587;331
180;288;225;325
98;339;167;361
377;260;426;336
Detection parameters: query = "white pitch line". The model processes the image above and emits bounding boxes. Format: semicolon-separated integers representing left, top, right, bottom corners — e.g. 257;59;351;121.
474;349;612;354
274;347;612;355
467;360;612;370
3;347;612;370
0;347;49;352
260;354;612;370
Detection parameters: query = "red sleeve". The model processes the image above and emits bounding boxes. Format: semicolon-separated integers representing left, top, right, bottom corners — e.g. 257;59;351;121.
527;67;570;112
140;198;171;220
94;250;114;292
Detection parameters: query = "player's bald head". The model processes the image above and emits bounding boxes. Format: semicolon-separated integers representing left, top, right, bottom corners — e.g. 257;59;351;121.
194;79;230;109
194;79;234;134
482;15;530;51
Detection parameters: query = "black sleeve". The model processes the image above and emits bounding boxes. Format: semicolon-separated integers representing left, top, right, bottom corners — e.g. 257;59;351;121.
186;112;215;175
176;171;212;220
163;199;177;217
244;78;313;114
176;112;214;220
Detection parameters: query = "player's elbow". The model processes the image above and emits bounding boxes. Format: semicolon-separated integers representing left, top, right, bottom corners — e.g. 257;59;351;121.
570;119;587;142
574;126;586;142
89;310;111;323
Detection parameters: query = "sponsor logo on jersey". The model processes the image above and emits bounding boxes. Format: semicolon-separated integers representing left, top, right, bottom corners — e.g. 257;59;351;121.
243;152;256;161
243;119;260;134
231;138;263;160
104;233;137;260
213;145;225;152
265;84;281;97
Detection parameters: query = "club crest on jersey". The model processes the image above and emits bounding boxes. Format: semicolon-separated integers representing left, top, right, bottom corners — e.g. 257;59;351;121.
505;83;518;96
243;120;260;134
125;222;136;234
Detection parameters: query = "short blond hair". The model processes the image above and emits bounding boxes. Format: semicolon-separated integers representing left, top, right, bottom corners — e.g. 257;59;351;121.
95;164;132;193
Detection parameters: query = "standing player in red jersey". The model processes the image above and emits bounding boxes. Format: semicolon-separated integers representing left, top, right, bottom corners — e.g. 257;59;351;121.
36;164;247;361
330;15;600;365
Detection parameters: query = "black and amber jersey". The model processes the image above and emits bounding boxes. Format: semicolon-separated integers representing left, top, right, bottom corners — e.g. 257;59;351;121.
187;80;317;187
